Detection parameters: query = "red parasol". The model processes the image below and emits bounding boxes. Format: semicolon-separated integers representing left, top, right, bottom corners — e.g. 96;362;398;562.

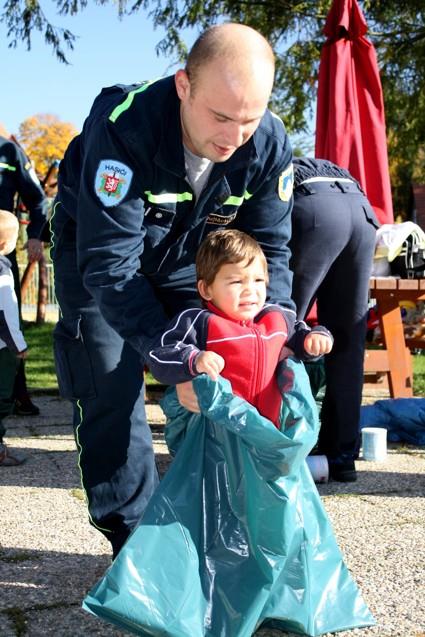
315;0;394;224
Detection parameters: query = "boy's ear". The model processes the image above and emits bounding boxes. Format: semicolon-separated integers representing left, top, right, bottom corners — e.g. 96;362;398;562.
197;279;211;301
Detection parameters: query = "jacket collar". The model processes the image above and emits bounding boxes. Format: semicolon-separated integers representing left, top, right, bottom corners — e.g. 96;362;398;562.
206;300;255;326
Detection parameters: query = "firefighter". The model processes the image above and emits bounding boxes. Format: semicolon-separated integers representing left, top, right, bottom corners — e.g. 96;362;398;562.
290;157;380;481
52;23;295;557
0;134;46;417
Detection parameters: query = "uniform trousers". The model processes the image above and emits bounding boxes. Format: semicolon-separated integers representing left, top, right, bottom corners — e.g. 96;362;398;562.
289;180;378;459
51;215;199;555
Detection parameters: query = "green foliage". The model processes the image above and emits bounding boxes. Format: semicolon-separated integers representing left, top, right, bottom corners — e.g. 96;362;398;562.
2;1;425;215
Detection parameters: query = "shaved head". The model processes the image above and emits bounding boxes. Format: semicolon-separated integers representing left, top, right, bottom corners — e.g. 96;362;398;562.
186;23;275;95
175;23;275;162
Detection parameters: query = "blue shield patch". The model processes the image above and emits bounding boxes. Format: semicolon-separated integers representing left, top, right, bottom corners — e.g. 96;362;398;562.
95;159;133;207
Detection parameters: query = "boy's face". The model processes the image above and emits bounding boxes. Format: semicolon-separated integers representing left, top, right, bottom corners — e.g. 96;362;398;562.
198;256;267;321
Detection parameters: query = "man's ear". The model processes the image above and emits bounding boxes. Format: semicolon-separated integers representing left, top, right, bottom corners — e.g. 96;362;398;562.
197;279;211;301
175;69;191;101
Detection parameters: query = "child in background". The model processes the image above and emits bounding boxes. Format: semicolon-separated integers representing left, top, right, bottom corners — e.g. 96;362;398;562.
0;210;28;466
147;229;332;426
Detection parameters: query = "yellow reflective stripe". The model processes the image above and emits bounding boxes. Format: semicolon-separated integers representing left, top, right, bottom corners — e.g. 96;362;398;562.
0;162;16;171
222;191;252;206
109;79;158;123
144;190;193;204
75;400;111;533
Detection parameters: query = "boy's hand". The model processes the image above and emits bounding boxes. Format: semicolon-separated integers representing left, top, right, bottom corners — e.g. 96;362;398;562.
195;351;225;381
304;333;333;357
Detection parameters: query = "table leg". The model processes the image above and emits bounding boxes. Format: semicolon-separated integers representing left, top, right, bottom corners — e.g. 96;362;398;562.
377;297;413;397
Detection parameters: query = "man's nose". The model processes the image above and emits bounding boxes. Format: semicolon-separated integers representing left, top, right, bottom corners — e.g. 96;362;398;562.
226;123;246;148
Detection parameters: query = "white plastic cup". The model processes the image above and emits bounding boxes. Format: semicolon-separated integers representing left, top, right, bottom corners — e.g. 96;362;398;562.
362;427;387;462
306;455;329;483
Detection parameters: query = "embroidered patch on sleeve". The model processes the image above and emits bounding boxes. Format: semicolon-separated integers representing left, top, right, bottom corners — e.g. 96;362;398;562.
278;163;294;202
95;160;133;207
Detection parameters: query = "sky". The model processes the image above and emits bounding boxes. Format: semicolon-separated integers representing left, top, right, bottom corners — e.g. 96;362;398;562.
1;2;198;136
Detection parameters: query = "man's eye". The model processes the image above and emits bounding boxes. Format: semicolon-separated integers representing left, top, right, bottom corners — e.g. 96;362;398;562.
256;278;265;283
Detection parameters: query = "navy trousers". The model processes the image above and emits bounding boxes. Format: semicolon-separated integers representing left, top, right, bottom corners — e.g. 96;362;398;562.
51;214;199;555
289;180;379;459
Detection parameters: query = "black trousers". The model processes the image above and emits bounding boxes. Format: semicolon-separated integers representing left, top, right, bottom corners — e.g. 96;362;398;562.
51;212;199;553
289;180;379;459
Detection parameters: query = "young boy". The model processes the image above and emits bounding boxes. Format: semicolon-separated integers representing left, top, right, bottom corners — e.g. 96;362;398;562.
84;229;376;636
147;229;332;427
0;210;28;466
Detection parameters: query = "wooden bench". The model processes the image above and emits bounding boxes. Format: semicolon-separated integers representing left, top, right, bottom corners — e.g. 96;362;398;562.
364;277;425;397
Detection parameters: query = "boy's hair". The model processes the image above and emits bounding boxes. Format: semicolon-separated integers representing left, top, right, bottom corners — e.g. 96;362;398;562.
196;229;268;285
0;210;19;256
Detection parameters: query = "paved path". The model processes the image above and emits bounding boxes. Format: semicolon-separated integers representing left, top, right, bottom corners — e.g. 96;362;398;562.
1;392;424;637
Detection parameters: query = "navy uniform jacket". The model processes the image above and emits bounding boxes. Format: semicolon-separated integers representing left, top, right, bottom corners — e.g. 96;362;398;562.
54;76;295;359
0;135;46;239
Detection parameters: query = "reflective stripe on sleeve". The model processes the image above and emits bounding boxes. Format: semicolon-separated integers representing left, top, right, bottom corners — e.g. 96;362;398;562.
144;191;193;204
109;80;158;123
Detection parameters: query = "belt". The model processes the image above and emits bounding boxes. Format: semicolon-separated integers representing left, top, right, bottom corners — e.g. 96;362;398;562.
299;177;354;185
296;176;362;195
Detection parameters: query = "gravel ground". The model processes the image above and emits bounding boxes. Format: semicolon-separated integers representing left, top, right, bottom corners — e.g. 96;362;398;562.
0;392;424;637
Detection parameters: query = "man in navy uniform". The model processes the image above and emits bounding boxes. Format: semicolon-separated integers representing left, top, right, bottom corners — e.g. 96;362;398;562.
290;157;380;481
0;134;46;416
52;23;296;557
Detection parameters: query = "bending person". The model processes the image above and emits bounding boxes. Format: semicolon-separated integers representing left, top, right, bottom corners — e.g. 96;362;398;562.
52;23;296;558
290;156;380;482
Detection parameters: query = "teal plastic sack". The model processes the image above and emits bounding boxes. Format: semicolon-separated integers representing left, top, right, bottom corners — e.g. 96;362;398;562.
83;359;375;636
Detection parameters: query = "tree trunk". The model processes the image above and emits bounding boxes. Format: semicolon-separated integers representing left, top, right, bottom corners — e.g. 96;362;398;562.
20;260;37;299
36;255;48;324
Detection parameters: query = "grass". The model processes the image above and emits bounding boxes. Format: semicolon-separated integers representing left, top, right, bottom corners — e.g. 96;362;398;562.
23;321;57;392
413;352;425;396
23;321;425;396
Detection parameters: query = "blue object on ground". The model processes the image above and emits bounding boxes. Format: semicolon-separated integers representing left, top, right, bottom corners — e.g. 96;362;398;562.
83;359;375;636
360;398;425;445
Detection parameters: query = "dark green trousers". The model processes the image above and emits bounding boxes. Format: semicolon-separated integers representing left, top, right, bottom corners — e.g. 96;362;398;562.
0;347;20;442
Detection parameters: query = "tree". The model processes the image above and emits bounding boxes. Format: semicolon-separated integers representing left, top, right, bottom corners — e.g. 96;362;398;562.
17;113;77;177
3;1;425;215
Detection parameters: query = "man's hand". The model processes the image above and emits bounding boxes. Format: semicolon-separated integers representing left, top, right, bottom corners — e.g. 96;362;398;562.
176;381;200;413
195;351;225;380
17;349;28;359
24;238;44;263
304;332;333;357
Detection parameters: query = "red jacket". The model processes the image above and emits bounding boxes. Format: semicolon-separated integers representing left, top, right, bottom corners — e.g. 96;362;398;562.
148;302;330;427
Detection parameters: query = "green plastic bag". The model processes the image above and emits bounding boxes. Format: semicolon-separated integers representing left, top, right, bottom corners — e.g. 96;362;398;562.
83;358;375;636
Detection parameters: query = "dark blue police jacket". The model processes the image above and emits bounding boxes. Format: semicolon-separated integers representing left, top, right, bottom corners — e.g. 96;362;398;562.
0;135;46;239
54;76;295;358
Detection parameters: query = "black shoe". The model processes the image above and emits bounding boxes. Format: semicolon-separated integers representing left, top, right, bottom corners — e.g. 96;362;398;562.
0;443;26;466
328;458;357;482
13;399;40;416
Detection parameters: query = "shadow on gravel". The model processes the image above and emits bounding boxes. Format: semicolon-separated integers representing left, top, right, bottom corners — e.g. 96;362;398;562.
317;469;425;498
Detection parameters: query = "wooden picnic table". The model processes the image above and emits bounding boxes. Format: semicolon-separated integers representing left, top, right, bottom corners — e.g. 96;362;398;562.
364;277;425;397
